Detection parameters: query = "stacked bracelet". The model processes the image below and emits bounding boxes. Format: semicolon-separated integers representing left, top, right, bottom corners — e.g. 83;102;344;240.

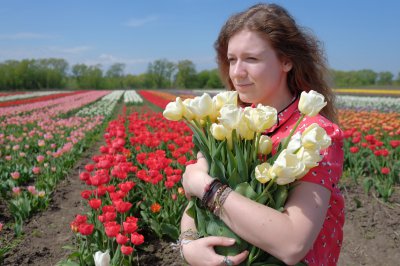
201;179;222;208
201;179;233;217
213;186;233;217
178;229;200;263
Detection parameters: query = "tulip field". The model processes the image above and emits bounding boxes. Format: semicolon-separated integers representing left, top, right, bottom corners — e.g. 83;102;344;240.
0;89;399;265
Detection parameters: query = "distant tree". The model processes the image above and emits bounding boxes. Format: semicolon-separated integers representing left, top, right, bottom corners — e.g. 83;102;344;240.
71;63;104;89
196;70;211;88
377;71;393;85
124;73;153;89
146;59;176;88
106;63;126;88
174;60;197;88
205;69;224;88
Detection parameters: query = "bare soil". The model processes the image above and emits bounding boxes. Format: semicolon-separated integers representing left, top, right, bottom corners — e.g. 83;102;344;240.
1;148;399;266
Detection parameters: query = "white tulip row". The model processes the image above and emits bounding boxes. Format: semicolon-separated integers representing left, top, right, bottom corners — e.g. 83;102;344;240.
101;90;125;101
76;90;123;117
336;95;400;112
0;90;71;102
123;90;143;103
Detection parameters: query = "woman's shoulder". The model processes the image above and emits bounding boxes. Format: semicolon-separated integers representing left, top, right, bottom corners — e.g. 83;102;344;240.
299;113;343;142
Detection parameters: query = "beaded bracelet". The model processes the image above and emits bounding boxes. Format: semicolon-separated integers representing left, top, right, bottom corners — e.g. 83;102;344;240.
207;184;227;211
213;186;233;217
201;179;222;208
178;229;200;263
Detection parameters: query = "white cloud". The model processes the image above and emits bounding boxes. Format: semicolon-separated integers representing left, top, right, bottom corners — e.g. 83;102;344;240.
123;15;158;27
0;32;55;40
49;46;92;54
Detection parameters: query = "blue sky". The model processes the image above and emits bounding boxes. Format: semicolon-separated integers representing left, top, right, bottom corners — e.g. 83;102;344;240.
0;0;399;75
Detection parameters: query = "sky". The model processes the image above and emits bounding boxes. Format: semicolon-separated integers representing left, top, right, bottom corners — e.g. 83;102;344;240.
0;0;399;75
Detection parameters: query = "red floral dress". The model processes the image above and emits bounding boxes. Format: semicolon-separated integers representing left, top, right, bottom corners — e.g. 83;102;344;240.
265;96;345;266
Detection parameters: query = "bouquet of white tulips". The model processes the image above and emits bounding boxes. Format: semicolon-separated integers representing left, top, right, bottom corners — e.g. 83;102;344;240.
163;90;331;265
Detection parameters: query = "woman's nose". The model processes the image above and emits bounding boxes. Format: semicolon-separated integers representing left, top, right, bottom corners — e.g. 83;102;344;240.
231;60;247;79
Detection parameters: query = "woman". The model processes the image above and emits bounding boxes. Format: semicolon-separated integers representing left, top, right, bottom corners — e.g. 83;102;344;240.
180;3;344;266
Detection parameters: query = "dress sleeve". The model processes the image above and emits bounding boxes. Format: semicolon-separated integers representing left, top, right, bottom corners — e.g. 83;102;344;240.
300;122;344;192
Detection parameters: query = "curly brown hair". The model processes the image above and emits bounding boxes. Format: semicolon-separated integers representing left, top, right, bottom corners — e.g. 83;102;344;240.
214;3;338;123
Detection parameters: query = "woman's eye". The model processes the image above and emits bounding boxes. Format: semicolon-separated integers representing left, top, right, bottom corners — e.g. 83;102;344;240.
227;58;236;63
247;57;257;61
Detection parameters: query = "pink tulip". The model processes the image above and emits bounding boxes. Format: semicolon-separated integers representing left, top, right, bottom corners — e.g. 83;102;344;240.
36;155;45;163
12;187;21;195
32;166;41;174
11;171;20;180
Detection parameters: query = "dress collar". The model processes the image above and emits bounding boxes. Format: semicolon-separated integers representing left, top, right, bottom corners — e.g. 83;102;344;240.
264;94;299;136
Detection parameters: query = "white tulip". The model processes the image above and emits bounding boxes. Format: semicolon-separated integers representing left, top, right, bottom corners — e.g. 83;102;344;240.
213;91;238;111
218;104;242;130
163;97;184;121
270;149;307;185
186;93;214;120
301;123;331;150
296;147;323;169
94;250;110;266
255;162;272;183
298;90;327;117
286;132;302;154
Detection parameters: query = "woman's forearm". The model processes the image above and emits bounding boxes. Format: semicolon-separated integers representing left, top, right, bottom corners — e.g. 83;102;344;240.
218;182;330;265
181;203;197;232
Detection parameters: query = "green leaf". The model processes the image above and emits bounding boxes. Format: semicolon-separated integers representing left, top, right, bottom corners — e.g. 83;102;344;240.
210;158;227;184
235;139;248;184
362;177;374;193
186;200;196;219
273;186;288;211
226;147;236;177
55;259;80;266
228;168;241;188
234;182;258;201
160;223;180;240
206;218;248;256
195;202;208;236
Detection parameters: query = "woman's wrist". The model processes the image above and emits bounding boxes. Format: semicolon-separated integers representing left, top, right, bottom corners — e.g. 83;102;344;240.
197;176;216;199
178;228;200;263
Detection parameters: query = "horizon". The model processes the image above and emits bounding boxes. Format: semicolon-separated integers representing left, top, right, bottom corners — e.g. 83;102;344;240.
0;0;399;75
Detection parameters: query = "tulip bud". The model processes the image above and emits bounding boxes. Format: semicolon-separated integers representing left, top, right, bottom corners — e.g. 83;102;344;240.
255;162;272;183
298;90;327;117
210;123;229;140
258;135;272;155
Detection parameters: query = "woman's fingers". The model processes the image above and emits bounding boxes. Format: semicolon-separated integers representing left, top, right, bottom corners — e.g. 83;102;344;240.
205;236;236;247
228;249;249;265
197;151;205;159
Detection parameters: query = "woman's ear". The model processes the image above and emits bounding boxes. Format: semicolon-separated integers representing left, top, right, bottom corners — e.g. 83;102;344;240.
282;59;293;72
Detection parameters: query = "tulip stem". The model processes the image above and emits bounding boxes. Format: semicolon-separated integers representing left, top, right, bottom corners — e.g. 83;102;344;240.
281;114;305;151
256;175;277;203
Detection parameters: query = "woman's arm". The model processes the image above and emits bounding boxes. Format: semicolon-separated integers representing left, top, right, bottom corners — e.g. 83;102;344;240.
219;181;330;265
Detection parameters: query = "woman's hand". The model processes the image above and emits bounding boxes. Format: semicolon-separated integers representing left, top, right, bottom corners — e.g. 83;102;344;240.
182;236;249;266
182;152;214;199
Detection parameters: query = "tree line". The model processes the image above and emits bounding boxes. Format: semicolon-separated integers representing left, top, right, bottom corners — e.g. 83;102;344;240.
0;58;399;90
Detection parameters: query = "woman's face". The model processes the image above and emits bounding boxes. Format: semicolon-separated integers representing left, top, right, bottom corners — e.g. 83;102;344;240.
227;30;292;108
